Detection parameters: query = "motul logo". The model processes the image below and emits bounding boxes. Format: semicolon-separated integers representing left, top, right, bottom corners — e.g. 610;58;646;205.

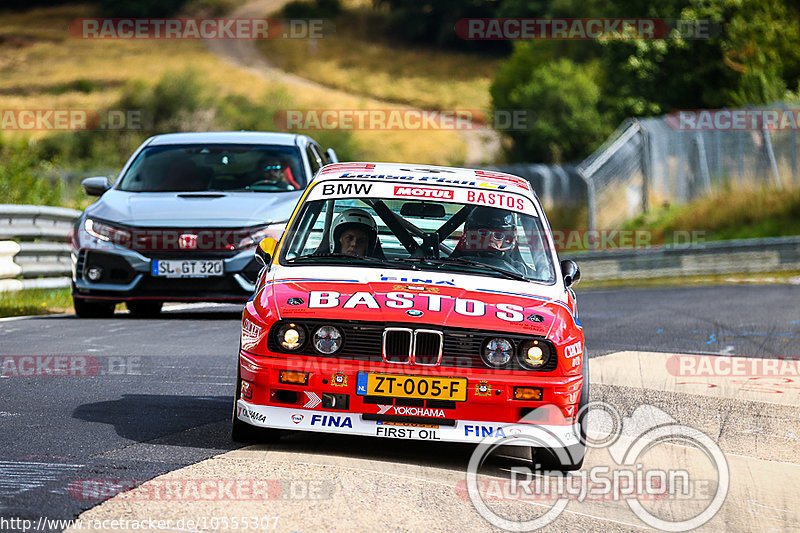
394;186;454;199
178;234;197;249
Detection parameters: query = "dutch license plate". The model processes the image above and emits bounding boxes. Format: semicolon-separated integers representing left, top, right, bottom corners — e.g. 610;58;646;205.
357;373;468;401
151;259;223;278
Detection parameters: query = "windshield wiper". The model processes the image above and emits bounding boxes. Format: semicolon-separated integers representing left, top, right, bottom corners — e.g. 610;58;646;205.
286;253;418;269
405;257;529;282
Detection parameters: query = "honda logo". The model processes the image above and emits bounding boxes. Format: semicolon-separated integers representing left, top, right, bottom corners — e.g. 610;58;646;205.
178;233;197;249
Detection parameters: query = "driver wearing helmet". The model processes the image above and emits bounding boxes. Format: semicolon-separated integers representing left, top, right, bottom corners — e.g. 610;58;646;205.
330;208;379;257
452;207;521;270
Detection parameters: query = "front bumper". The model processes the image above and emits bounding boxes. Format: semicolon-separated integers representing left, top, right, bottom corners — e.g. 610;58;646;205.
236;400;581;448
237;351;584;448
71;247;260;302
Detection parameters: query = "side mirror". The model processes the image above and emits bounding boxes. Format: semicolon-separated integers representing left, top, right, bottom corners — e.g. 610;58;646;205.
82;177;110;196
326;148;339;163
561;259;581;288
255;237;278;267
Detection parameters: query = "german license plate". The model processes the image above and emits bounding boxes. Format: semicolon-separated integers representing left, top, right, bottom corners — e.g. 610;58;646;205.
357;373;468;401
151;259;223;278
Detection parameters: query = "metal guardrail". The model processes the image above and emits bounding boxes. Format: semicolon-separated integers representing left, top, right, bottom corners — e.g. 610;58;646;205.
569;235;800;281
0;204;80;292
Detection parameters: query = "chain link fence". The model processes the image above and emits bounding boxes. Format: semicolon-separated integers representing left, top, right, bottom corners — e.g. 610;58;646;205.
577;102;800;229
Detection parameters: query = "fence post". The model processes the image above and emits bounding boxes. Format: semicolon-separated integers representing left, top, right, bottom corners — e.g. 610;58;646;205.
637;120;651;214
762;129;783;189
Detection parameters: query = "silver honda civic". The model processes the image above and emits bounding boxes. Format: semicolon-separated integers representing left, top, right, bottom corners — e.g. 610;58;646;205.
70;131;338;317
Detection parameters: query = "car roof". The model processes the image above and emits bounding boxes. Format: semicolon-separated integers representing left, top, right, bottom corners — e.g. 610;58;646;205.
146;131;303;146
313;162;535;197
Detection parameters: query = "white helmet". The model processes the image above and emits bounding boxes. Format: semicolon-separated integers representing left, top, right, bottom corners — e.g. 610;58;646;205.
330;208;377;253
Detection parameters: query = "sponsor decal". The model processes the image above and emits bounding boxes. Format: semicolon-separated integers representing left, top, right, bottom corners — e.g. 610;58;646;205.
406;309;423;317
392;284;440;293
393;185;454;199
338;172;510;191
475;381;492;397
331;372;348;387
320;182;373;196
310;414;352;428
241;319;263;350
291;414;304;424
564;341;582;359
464;424;507;438
239;406;266;424
240;381;253;400
527;314;544;322
376;426;441;440
303;391;321;408
376;421;439;428
381;405;446;418
287;297;304;306
307;290;541;323
382;276;455;286
466;190;525;211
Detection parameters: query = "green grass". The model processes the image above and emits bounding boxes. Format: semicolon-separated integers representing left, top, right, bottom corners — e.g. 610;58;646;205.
623;185;800;244
0;288;73;318
576;270;800;290
257;3;499;112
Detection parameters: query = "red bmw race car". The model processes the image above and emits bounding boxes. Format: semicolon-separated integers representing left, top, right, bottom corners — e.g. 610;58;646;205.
234;162;588;469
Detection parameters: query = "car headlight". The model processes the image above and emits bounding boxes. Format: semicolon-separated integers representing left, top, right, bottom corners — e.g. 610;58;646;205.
234;223;287;250
312;326;343;354
518;339;551;369
482;338;513;368
84;218;131;246
277;323;306;351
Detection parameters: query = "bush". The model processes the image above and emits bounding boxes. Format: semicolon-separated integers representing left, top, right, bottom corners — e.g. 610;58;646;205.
491;57;611;163
0;138;63;206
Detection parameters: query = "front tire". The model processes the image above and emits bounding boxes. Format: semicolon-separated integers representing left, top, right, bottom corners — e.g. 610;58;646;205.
533;355;589;471
73;297;116;318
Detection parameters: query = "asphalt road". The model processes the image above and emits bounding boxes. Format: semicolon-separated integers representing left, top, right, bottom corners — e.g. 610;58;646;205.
0;285;798;532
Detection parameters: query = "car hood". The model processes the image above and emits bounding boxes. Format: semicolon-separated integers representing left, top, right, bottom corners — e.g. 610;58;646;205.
86;189;302;227
260;267;570;337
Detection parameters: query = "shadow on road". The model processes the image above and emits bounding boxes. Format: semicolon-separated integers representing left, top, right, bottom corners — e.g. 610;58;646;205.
73;394;234;449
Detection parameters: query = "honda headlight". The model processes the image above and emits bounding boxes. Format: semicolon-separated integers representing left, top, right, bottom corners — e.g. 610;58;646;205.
234;223;287;250
84;218;131;246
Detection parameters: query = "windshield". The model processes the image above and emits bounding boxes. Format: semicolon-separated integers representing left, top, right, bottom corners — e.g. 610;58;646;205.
280;193;556;284
117;144;306;192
